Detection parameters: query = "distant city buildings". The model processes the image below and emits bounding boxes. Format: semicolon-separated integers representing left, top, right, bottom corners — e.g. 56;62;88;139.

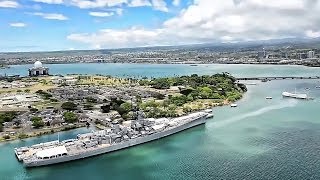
308;51;315;59
0;45;319;67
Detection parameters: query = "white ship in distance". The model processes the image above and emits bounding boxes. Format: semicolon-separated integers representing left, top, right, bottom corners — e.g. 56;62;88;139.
282;88;310;99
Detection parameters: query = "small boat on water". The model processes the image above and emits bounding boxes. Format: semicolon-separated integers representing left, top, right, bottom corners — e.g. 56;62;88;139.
282;91;309;99
203;109;213;113
266;97;273;99
244;82;257;85
315;86;320;89
190;64;198;66
230;103;238;107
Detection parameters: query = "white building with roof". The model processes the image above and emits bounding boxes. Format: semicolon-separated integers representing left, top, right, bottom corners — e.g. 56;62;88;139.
28;61;49;77
0;94;40;108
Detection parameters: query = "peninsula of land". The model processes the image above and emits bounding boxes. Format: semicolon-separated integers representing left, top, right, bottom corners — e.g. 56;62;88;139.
0;72;246;142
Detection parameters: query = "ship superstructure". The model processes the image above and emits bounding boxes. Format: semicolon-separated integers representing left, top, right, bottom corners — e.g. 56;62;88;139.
15;112;212;167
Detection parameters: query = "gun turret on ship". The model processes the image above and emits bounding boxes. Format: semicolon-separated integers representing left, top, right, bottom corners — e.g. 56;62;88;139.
14;111;212;167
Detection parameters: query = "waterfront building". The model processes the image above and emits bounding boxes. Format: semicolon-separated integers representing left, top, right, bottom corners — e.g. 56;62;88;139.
308;51;315;59
28;61;49;76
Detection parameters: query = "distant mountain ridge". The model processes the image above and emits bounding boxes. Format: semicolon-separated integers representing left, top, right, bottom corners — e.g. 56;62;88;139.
1;37;320;58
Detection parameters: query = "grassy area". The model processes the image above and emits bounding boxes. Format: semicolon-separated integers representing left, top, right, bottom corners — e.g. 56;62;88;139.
33;101;62;110
0;79;56;94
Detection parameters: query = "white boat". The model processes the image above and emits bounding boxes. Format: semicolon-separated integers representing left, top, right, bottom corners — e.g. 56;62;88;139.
244;82;257;85
230;103;238;107
282;91;308;99
266;97;273;99
315;86;320;89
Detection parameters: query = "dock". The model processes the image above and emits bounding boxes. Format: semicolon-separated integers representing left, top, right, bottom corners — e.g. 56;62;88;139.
236;76;320;81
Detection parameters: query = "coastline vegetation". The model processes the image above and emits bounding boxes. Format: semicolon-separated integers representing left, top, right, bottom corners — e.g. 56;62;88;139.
0;73;246;142
0;112;18;132
117;73;246;119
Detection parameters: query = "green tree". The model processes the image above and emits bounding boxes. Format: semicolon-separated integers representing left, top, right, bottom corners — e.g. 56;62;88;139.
183;106;192;113
86;97;97;103
199;86;212;99
101;104;110;113
169;95;188;106
115;106;127;116
180;88;194;96
151;78;171;89
31;116;44;128
3;135;10;139
18;133;28;139
138;79;150;86
120;102;132;113
61;102;77;111
0;112;17;123
63;112;78;123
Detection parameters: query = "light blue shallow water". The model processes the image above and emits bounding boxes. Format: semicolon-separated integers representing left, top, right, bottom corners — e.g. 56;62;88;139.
1;64;320;180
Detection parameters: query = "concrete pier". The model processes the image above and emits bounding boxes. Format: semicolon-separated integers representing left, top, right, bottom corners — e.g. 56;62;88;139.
236;76;320;81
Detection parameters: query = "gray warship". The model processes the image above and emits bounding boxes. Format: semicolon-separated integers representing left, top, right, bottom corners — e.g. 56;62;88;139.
14;111;212;167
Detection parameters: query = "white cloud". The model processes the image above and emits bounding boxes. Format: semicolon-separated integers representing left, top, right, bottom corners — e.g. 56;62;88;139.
32;12;69;20
30;0;170;13
151;0;168;12
305;30;320;38
89;11;114;17
115;8;123;15
67;0;320;48
129;0;151;7
172;0;180;6
0;0;19;8
10;22;26;27
30;0;128;8
69;0;127;9
32;0;63;4
67;27;165;48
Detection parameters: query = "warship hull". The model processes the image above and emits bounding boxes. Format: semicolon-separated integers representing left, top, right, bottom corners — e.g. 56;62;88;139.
24;115;207;167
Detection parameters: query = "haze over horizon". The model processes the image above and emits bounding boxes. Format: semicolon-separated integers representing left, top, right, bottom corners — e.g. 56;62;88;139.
1;0;320;52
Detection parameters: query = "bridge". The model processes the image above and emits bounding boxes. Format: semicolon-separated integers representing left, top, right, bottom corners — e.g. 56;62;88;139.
236;76;320;81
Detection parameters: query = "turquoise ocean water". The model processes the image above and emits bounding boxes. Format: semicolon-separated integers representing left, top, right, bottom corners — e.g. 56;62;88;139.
1;64;320;179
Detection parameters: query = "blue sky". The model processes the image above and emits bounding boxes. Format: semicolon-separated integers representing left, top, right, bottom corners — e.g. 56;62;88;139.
0;0;188;52
1;0;320;52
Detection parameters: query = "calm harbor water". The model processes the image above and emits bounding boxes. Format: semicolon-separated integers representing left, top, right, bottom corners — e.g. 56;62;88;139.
1;64;320;179
2;63;320;78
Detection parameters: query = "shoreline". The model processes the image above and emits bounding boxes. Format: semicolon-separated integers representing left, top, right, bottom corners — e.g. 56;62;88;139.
0;100;232;144
0;73;245;143
2;62;320;67
0;124;86;143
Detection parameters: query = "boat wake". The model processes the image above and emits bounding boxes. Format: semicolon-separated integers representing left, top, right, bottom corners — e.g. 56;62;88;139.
210;99;298;128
